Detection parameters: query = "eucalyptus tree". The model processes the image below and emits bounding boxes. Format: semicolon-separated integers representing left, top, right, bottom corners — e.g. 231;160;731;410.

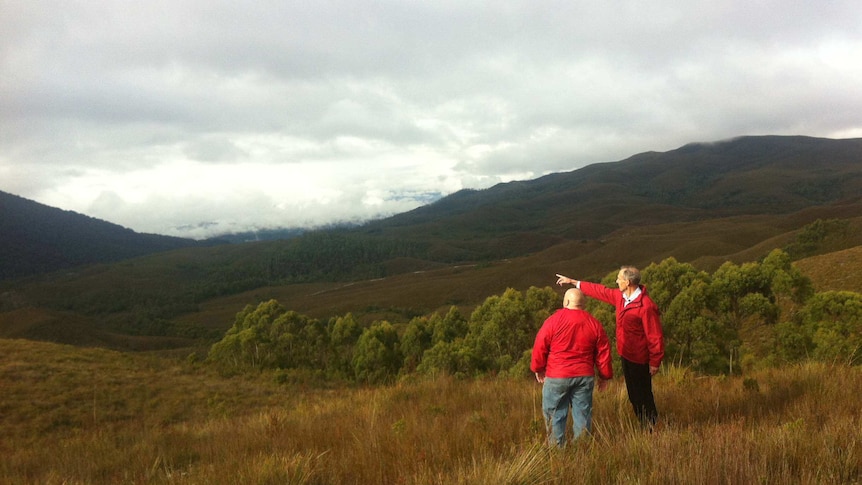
777;291;862;365
353;321;402;384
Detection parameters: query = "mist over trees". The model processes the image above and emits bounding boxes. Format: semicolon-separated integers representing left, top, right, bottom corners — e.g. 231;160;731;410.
207;249;861;382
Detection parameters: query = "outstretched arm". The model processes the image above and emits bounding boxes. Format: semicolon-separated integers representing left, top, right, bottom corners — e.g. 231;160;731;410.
555;274;580;287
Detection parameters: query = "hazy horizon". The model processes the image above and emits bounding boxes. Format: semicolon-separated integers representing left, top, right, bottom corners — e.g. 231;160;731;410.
3;1;861;238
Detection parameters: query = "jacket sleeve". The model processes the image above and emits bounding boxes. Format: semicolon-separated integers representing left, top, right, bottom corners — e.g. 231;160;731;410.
530;317;552;373
580;281;620;308
643;302;665;368
593;318;614;380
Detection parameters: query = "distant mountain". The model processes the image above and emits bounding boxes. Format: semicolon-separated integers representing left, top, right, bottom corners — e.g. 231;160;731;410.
357;135;862;258
0;191;209;280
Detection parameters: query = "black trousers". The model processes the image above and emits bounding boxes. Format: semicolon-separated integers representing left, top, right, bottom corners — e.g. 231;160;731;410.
621;357;658;426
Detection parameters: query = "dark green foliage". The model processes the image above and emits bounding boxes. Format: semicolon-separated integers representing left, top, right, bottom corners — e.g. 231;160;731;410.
416;339;477;378
642;258;705;312
265;231;429;282
206;287;559;381
207;257;862;382
775;291;862;365
646;250;814;373
462;287;558;374
353;321;402;384
784;218;851;259
638;251;853;373
400;316;434;372
207;300;328;374
432;307;468;345
327;313;363;380
805;291;862;365
664;278;724;371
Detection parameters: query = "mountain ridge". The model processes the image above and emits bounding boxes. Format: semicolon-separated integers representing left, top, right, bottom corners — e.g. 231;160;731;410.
358;134;862;251
0;191;211;280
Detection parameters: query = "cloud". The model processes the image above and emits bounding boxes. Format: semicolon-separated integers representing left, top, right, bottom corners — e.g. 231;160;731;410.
2;0;861;238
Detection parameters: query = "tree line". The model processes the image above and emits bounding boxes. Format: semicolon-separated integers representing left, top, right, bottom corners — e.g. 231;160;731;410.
207;248;861;383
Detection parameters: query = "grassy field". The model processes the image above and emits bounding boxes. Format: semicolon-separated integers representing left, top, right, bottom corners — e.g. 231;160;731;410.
2;338;860;484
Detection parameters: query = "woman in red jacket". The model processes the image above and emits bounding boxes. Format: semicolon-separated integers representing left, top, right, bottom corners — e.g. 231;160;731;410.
556;266;665;429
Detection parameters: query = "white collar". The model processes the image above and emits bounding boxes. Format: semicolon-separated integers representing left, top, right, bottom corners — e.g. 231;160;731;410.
623;287;642;306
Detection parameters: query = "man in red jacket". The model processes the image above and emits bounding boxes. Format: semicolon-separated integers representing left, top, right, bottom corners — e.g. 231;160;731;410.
531;288;613;446
556;266;664;429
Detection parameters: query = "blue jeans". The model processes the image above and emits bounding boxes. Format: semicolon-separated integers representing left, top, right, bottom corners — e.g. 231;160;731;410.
542;376;595;446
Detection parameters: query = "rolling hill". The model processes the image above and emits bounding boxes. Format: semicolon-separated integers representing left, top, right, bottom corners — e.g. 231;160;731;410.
1;135;861;350
0;190;209;280
357;135;862;255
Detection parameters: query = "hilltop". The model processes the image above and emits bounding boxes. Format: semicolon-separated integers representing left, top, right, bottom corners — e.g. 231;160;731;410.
0;191;209;280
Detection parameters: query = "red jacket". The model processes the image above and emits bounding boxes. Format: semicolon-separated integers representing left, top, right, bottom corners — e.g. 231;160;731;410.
580;281;665;368
531;308;613;379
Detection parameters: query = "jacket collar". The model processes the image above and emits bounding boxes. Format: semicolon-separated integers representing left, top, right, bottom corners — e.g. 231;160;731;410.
622;285;648;307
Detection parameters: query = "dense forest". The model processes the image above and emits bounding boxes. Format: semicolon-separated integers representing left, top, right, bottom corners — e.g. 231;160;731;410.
207;243;861;383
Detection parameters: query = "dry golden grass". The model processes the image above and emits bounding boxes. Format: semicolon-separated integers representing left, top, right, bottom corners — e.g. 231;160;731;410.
796;245;862;292
2;338;860;484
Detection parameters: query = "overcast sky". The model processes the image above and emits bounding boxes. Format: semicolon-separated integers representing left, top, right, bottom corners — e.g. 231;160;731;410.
2;1;861;239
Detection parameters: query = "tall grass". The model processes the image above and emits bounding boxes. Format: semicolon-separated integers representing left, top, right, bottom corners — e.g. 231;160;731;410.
1;339;859;484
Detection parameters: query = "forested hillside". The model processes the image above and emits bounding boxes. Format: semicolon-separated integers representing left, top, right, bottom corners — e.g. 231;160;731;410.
205;247;860;382
356;135;862;258
0;191;206;280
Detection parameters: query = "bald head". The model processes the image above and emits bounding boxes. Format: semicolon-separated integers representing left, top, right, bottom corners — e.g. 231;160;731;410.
563;288;586;309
